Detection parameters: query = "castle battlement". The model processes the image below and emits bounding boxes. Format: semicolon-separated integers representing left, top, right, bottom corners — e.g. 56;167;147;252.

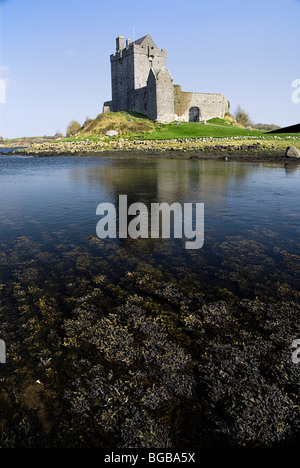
103;34;228;123
111;35;167;60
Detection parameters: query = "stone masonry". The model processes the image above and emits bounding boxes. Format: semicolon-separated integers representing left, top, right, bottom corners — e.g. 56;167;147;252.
103;34;228;124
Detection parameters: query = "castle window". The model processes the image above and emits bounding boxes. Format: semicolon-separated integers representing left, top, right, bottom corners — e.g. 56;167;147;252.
144;103;147;110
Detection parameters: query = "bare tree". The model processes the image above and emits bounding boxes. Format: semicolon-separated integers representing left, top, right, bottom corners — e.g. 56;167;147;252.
234;105;252;127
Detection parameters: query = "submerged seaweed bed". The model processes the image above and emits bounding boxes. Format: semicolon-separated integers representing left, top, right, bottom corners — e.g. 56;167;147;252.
1;223;300;448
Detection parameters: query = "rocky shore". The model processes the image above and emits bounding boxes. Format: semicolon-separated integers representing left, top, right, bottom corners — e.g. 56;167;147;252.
2;135;300;163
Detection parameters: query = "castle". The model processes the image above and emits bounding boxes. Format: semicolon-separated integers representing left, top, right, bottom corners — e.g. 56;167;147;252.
103;34;228;124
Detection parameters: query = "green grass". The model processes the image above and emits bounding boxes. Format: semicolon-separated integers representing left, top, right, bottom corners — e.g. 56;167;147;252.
141;120;265;140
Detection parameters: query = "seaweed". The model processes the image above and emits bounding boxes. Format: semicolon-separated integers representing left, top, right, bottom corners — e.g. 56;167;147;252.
1;158;300;448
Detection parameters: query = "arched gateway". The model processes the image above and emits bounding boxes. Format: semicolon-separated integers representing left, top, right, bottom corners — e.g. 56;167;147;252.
189;107;200;122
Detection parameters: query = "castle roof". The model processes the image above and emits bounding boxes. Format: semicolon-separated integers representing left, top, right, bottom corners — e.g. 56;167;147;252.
132;35;148;45
132;34;157;49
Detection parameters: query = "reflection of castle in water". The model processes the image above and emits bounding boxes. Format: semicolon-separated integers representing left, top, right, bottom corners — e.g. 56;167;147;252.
71;159;251;209
69;159;264;247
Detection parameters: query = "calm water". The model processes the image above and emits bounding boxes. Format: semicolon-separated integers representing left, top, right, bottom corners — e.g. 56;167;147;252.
1;154;300;448
0;155;300;294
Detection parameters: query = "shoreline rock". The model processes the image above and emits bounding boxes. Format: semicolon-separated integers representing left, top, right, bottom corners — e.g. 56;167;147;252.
285;146;300;158
1;139;300;165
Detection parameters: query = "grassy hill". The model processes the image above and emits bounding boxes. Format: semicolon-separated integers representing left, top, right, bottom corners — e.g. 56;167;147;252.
75;112;262;140
77;112;156;137
74;112;299;141
2;112;299;149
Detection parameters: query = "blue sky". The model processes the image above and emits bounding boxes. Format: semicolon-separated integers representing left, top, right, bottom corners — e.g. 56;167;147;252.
0;0;299;138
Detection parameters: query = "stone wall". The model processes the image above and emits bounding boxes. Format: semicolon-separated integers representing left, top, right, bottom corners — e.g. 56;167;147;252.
132;86;148;115
110;39;135;112
174;85;228;122
103;101;112;113
152;68;175;123
132;38;167;90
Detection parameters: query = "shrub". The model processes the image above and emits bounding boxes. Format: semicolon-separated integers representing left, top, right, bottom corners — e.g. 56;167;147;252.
66;120;81;137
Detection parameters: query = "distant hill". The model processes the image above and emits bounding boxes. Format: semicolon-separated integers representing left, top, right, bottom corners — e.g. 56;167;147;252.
252;123;281;132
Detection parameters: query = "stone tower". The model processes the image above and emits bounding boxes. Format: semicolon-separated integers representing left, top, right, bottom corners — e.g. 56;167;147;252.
104;34;175;123
103;34;228;124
